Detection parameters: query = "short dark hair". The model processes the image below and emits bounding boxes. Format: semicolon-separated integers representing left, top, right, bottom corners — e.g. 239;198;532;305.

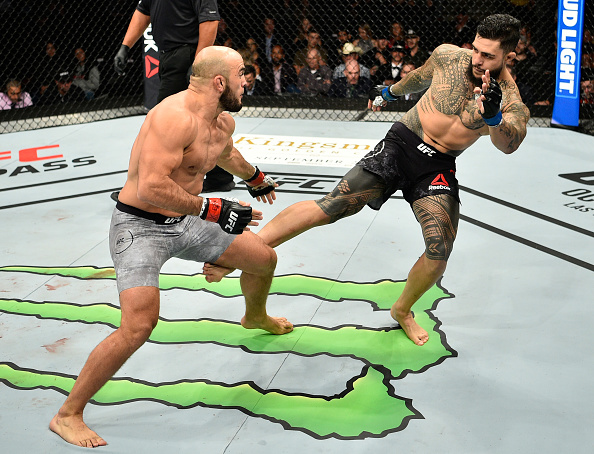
476;14;521;54
244;64;257;78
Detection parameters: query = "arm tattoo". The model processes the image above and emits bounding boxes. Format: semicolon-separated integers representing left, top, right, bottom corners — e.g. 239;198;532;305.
391;67;432;95
498;79;530;153
390;49;436;96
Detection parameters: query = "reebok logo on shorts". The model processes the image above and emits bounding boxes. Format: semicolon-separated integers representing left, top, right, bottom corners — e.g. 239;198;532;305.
429;174;450;191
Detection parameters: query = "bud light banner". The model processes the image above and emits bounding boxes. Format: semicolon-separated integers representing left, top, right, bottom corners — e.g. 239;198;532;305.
143;24;160;110
552;0;585;127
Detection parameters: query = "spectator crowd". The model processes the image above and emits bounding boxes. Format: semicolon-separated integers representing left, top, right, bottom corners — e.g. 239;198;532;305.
1;1;593;113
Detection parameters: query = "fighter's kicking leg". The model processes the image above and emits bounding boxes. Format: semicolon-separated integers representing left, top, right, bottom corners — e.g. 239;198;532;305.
203;166;385;282
390;193;459;345
50;286;161;447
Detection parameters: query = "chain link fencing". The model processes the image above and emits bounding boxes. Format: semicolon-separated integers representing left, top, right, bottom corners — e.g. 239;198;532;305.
1;1;593;134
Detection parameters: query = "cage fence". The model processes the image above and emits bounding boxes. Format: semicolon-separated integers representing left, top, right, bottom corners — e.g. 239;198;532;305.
0;0;592;134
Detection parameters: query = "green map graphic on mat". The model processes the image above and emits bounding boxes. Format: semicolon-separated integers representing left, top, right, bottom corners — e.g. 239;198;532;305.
0;265;456;439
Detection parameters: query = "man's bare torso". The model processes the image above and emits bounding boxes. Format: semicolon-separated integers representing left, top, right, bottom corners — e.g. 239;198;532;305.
399;46;522;156
118;91;233;216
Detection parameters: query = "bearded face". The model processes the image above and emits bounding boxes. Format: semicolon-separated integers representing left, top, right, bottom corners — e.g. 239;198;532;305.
466;58;503;88
219;83;242;112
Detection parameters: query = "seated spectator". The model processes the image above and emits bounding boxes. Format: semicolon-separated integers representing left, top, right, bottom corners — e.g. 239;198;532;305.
333;43;371;80
519;24;538;58
0;80;33;110
238;38;262;76
581;71;594;105
398;61;427;101
585;28;594;47
328;28;353;68
375;43;405;85
512;39;537;89
353;23;377;56
582;43;594;72
244;64;270;95
387;21;405;47
37;41;64;98
507;64;534;106
214;18;234;47
297;48;332;96
293;30;328;75
246;38;261;65
328;60;371;98
260;18;287;63
447;13;475;46
260;45;298;94
361;38;390;75
40;70;87;105
292;17;314;56
404;29;430;68
72;47;100;100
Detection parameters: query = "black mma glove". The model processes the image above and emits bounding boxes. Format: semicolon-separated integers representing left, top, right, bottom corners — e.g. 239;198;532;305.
369;85;398;107
114;44;130;75
199;197;252;235
244;167;276;198
480;77;502;127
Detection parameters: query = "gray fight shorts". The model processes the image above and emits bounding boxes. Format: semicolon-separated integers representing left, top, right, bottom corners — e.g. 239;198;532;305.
109;202;235;293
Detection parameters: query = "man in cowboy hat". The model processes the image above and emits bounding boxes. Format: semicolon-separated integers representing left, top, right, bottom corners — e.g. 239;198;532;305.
332;42;370;80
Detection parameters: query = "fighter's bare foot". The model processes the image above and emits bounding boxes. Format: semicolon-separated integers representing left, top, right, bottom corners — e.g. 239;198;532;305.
203;262;235;283
50;413;107;448
391;307;428;346
241;315;293;335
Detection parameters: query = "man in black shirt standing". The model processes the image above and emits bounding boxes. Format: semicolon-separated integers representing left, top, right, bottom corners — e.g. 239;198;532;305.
113;0;235;192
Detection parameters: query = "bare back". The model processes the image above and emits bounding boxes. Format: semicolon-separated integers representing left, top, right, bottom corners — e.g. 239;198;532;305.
397;45;526;155
118;90;235;217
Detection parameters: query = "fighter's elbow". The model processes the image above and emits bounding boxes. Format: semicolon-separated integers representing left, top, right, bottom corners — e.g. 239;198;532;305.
136;178;160;203
500;139;522;154
136;185;152;203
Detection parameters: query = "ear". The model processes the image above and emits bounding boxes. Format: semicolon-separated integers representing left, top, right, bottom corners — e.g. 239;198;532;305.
505;51;516;64
213;75;226;93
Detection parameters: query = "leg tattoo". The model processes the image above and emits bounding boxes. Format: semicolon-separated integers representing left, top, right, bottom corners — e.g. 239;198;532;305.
316;167;385;223
412;194;459;261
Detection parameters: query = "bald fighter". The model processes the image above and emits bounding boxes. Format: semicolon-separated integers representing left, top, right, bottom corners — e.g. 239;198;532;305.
50;46;292;448
206;14;529;346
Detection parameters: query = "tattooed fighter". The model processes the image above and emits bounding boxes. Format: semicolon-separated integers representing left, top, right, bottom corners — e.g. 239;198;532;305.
205;14;529;346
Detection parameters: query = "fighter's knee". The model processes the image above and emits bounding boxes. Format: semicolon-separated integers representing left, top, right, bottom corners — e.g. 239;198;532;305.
253;245;277;275
315;193;364;224
120;314;158;346
122;323;155;347
266;247;277;271
315;167;384;223
425;237;455;262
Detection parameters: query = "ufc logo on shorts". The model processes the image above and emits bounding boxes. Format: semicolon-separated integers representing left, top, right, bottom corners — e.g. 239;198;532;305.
164;217;181;224
225;211;238;232
417;143;435;157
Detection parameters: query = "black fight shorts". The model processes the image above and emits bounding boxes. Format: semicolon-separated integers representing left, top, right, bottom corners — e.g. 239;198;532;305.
357;122;460;210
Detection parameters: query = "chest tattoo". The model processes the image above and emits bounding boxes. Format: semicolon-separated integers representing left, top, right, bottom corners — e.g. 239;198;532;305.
429;53;485;130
